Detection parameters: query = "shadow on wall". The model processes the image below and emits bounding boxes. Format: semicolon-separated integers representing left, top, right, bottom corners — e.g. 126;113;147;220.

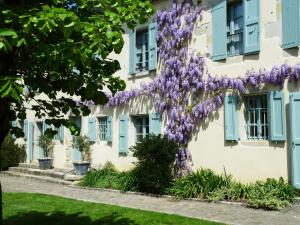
4;211;138;225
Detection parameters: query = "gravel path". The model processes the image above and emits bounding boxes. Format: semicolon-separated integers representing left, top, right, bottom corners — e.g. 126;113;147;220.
1;173;300;225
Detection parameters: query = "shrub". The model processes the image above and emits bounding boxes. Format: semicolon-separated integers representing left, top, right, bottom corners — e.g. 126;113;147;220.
208;181;252;202
169;169;297;210
0;135;26;170
247;178;297;210
101;161;118;173
37;134;54;158
130;134;179;194
79;161;137;192
168;168;230;199
73;135;91;161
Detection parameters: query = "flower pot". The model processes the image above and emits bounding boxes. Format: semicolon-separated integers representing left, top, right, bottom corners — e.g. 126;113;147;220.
38;158;53;170
73;161;90;175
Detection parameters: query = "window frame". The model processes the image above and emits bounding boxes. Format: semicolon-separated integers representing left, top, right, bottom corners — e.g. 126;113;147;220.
135;28;149;73
98;117;108;142
133;115;149;142
227;0;244;57
244;94;269;141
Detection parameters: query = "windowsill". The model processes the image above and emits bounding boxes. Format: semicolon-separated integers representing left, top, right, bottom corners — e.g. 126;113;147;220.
128;70;156;80
240;140;270;147
213;52;260;65
99;140;111;145
226;54;244;64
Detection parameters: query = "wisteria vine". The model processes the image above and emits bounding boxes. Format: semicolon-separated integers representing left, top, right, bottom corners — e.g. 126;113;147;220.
108;0;300;174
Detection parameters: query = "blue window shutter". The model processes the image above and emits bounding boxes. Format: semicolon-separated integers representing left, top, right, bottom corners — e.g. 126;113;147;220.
119;115;128;153
149;113;161;135
59;125;64;142
243;0;260;54
88;117;96;142
148;21;157;71
55;125;64;142
269;91;286;141
129;30;136;75
72;142;81;161
11;120;16;139
212;0;227;61
290;92;300;188
28;122;34;161
54;127;59;140
11;120;16;127
282;0;299;49
224;95;239;141
106;116;112;142
41;121;50;158
72;117;82;161
24;120;28;140
42;121;50;134
39;129;45;159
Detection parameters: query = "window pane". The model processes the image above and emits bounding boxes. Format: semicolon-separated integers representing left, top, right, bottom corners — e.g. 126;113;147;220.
135;30;148;72
227;1;244;56
99;118;107;141
135;116;149;141
245;95;269;140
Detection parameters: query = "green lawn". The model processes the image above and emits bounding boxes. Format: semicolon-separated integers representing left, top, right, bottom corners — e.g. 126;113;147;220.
3;193;226;225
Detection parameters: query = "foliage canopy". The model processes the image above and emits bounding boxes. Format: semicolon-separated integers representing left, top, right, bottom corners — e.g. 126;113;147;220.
0;0;154;140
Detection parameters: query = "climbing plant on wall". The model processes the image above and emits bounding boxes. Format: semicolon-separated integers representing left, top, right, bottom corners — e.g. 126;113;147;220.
108;0;300;174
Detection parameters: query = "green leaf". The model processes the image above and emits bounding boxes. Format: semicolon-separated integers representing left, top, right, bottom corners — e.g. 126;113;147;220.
11;88;22;104
0;29;17;37
64;22;75;28
0;80;10;93
0;84;12;98
17;38;27;47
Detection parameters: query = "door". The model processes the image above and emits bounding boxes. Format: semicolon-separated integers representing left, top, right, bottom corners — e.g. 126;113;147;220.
28;122;34;162
36;122;43;159
290;92;300;188
72;117;82;162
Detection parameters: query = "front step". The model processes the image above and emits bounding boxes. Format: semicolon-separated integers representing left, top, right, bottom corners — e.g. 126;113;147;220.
18;163;40;169
9;167;66;179
4;164;84;185
1;170;74;185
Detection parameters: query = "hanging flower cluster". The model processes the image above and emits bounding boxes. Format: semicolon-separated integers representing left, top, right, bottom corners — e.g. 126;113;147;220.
108;0;300;174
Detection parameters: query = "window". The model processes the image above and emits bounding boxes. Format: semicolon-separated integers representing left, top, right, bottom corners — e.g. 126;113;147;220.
136;29;149;73
129;22;157;75
99;117;108;141
227;1;243;56
244;95;269;140
134;116;149;142
212;0;260;61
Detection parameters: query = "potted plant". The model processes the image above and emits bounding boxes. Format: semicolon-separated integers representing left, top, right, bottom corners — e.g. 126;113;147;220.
37;134;55;170
72;135;91;175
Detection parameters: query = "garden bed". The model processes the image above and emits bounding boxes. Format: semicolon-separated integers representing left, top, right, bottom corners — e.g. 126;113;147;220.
79;164;299;211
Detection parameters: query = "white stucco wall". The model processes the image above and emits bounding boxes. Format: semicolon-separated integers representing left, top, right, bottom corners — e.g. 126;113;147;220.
19;0;300;183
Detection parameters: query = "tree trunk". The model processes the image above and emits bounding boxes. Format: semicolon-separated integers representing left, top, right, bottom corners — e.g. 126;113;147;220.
0;99;11;225
0;182;2;225
0;99;10;148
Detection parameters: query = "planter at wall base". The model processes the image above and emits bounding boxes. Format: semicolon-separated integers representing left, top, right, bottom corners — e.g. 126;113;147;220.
73;161;90;175
38;158;53;170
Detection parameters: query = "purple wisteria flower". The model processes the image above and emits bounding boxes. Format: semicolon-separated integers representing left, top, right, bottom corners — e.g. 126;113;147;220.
107;0;300;175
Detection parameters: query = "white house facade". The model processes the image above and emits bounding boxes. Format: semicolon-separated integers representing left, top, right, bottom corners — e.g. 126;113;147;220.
15;0;300;187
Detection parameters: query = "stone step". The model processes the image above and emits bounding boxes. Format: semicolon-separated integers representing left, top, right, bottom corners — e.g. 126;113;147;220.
9;167;66;179
2;171;74;186
8;165;83;182
18;163;72;174
18;163;40;169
